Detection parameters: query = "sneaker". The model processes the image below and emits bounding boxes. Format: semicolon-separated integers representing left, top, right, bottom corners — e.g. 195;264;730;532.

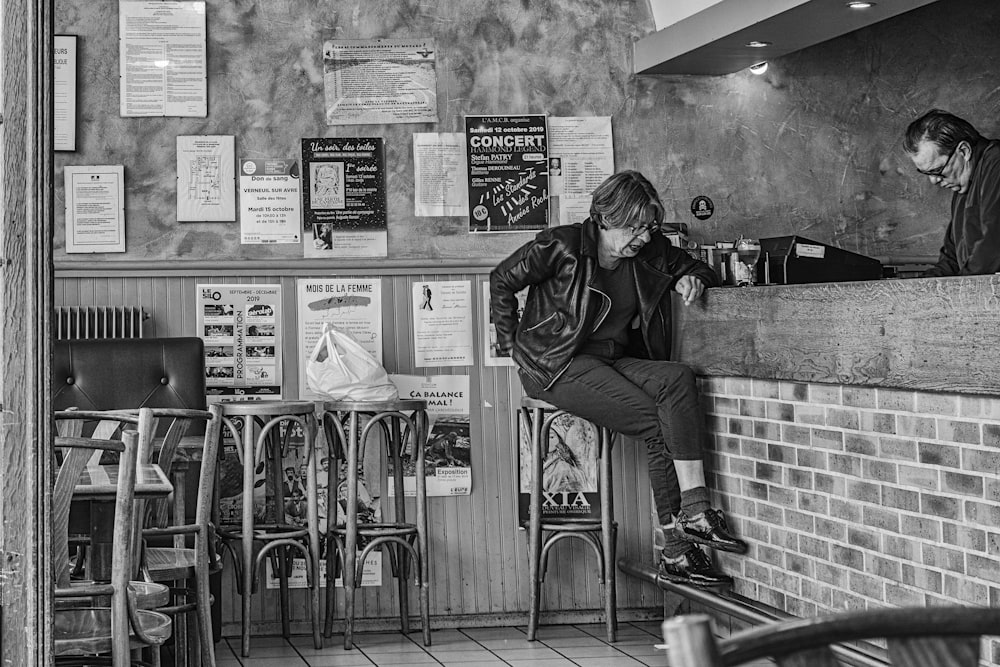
658;546;733;588
675;508;748;554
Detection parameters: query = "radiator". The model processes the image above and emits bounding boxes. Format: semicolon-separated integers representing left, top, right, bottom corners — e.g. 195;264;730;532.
55;306;148;340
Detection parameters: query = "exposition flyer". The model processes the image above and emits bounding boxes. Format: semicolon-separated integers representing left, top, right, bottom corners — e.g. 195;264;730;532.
301;137;387;257
465;114;549;233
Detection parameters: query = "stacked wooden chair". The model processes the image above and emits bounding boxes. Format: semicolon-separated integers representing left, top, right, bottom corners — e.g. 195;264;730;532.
52;422;172;666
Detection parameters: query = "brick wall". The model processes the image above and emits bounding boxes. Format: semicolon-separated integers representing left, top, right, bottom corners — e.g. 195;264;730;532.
699;377;1000;662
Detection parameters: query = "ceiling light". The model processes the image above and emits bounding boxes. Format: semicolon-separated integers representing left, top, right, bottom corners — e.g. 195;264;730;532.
749;62;768;75
746;40;772;48
846;1;875;8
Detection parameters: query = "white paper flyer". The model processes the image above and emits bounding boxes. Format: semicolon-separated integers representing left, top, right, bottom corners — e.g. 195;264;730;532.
412;281;474;368
323;38;438;125
177;135;235;222
118;0;207;117
239;158;301;244
64;165;126;254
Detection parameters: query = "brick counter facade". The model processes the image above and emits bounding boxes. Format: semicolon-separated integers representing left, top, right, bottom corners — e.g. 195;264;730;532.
699;377;1000;661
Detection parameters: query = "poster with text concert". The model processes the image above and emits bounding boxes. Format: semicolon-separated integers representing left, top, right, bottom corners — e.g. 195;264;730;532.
465;114;548;233
301;137;387;257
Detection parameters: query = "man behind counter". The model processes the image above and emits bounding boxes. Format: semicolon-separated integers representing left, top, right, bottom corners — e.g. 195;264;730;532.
904;109;1000;277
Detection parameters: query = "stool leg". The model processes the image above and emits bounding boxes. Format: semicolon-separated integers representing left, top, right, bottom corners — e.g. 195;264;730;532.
343;411;360;650
278;547;292;637
416;409;431;646
600;429;617;643
239;417;255;658
526;406;544;641
305;415;323;649
323;416;340;638
390;416;410;634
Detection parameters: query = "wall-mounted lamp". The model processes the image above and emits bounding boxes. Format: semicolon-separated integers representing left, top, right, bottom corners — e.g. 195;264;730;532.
846;1;876;8
749;62;768;75
746;40;772;48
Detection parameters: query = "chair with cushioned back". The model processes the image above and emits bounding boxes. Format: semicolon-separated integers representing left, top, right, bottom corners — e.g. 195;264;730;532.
53;429;172;666
661;606;1000;667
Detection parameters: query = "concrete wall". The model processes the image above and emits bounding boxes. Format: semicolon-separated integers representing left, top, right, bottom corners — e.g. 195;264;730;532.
55;0;1000;266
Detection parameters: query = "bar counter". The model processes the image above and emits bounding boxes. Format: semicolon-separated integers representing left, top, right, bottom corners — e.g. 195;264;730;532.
667;273;1000;647
674;274;1000;396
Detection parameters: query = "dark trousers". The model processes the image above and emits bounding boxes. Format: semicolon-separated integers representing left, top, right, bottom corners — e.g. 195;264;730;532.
520;353;705;525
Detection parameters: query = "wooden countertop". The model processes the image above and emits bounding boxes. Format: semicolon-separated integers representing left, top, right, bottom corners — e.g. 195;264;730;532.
673;274;1000;395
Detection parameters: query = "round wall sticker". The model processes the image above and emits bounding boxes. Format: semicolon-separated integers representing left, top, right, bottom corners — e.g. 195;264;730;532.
691;196;714;220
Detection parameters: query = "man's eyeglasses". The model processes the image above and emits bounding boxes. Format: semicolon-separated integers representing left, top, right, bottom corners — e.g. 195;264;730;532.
917;143;960;178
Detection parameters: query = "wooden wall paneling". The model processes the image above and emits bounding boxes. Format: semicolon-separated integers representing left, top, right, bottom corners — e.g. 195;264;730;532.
54;272;665;632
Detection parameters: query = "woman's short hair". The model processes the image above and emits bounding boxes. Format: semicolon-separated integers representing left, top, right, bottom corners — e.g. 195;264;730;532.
904;109;982;154
589;170;664;229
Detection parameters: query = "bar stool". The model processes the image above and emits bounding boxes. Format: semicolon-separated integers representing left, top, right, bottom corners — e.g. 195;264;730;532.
320;399;431;649
216;400;322;657
520;396;618;642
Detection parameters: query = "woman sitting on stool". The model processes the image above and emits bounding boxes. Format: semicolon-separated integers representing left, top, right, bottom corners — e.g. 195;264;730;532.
490;170;746;587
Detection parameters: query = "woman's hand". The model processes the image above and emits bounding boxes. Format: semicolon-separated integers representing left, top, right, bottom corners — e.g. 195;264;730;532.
674;275;706;306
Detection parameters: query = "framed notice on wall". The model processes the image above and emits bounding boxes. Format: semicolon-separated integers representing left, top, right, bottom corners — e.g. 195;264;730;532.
118;0;208;117
465;114;549;233
54;35;78;151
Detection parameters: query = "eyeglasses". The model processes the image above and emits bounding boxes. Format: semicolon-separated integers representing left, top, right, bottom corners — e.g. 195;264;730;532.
917;143;961;178
626;222;661;239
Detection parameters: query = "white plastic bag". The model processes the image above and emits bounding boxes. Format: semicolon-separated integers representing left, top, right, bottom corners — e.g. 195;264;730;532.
306;324;399;401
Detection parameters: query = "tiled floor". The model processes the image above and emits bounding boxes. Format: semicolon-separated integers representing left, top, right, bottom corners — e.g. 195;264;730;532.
213;622;775;666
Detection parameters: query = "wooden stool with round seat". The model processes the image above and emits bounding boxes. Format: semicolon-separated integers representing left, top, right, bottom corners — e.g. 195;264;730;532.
520;396;618;642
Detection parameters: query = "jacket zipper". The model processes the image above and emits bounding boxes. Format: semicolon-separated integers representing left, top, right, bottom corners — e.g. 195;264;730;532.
544;285;610;391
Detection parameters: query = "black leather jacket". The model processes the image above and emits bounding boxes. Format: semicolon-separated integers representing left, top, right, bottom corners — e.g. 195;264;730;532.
489;219;719;390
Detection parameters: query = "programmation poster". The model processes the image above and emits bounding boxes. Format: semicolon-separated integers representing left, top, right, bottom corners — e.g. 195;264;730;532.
323;38;438;126
517;410;601;525
295;278;383;400
388;374;472;497
196;284;282;402
301;137;387;258
465;114;549;233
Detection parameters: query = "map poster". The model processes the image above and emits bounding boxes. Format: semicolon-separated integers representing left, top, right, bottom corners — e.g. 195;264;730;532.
301;137;387;258
195;283;282;402
465;114;549;233
516;409;601;525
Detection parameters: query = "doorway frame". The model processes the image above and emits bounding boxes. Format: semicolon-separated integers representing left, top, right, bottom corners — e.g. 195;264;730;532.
1;0;54;663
